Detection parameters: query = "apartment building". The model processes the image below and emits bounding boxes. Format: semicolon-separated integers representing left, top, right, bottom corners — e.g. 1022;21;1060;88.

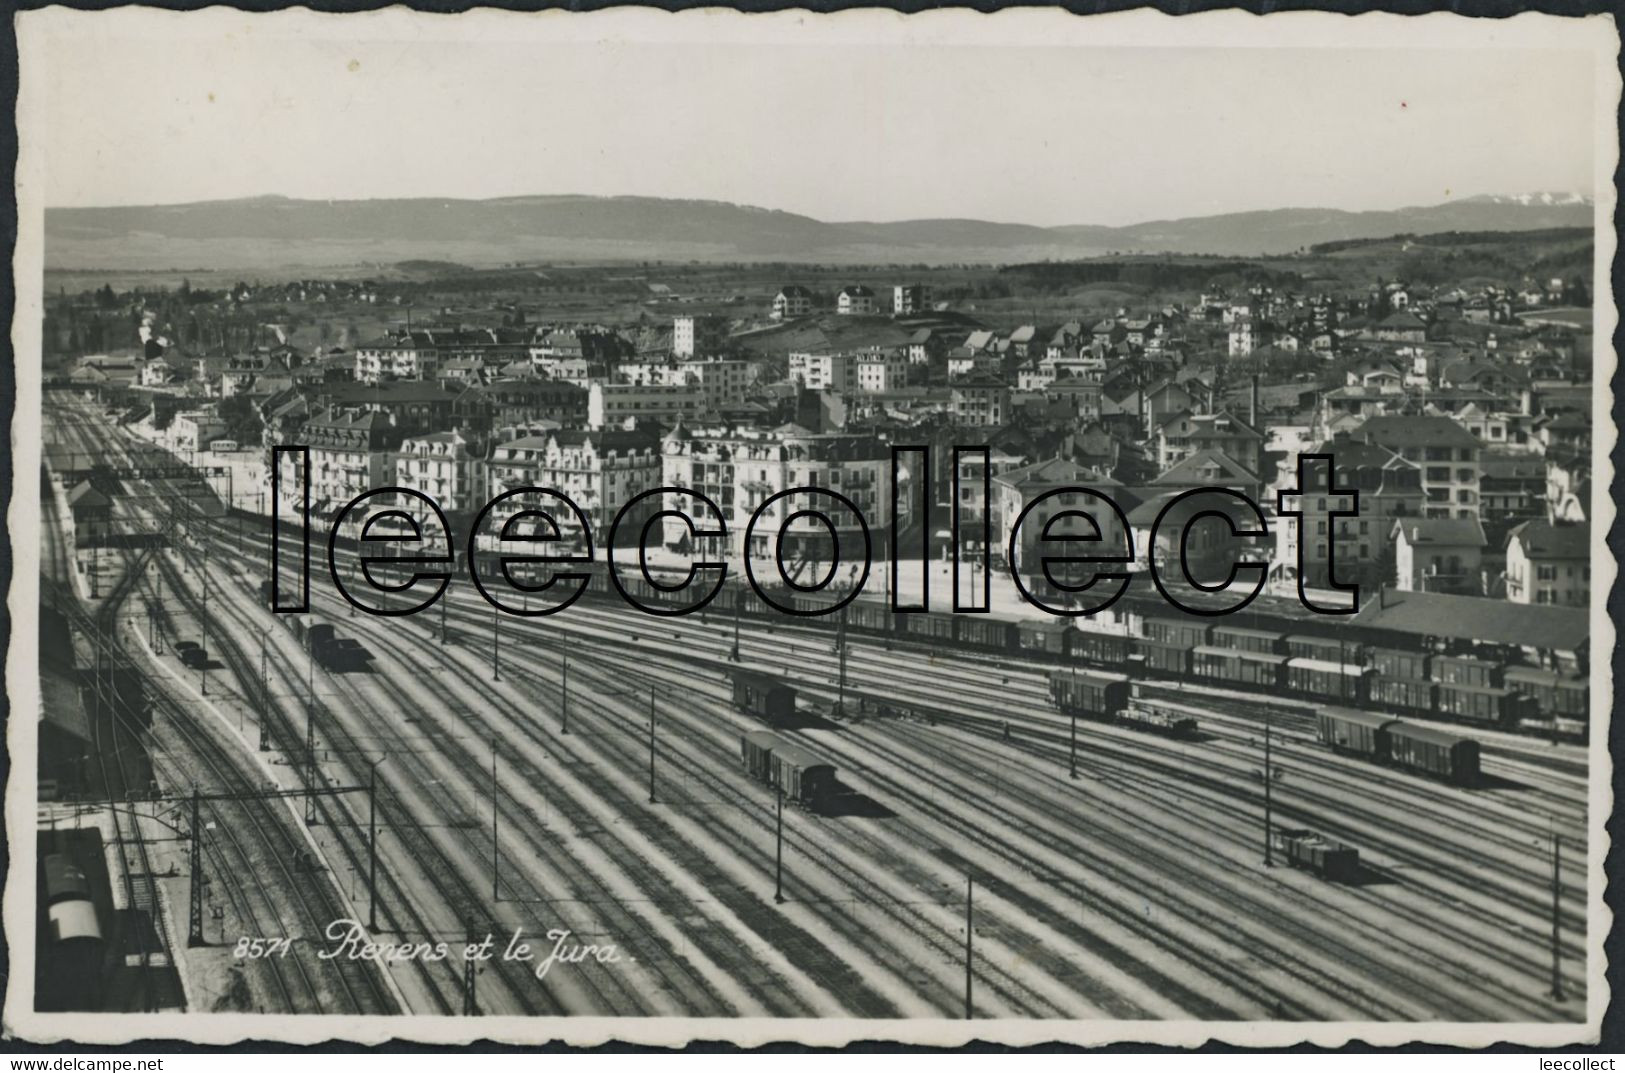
659;424;903;562
487;428;662;545
1505;519;1590;606
1350;414;1482;520
587;382;706;430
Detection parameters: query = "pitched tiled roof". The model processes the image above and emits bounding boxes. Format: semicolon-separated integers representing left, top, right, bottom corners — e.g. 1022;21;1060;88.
1355;414;1481;449
1393;517;1487;547
1352;589;1587;650
1507;519;1590;559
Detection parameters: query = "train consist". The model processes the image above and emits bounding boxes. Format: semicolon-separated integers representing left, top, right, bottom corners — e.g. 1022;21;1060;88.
739;731;839;811
1317;707;1482;786
259;581;374;672
566;566;1580;738
1045;670;1200;738
415;545;1588;736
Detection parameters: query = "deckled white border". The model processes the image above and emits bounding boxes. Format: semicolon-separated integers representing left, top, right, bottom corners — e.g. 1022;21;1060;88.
6;4;1617;1048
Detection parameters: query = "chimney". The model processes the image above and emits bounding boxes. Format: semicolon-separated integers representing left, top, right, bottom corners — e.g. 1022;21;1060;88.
1250;374;1260;428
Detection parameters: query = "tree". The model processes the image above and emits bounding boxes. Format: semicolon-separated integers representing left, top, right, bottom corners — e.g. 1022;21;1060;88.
217;394;264;444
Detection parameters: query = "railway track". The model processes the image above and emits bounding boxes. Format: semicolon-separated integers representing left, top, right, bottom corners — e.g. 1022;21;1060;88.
52;406;1592;1021
48;402;406;1015
144;557;402;1014
461;604;1586;1014
352;582;1573;1020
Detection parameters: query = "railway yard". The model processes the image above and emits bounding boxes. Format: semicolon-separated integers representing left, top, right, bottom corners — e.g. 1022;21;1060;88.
33;392;1593;1022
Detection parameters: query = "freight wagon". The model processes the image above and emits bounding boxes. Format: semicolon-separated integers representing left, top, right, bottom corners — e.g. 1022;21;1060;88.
1117;701;1199;738
292;617;335;651
732;671;798;726
903;612;955;643
1017;621;1068;658
1503;667;1591;721
1068;630;1133;667
740;731;779;784
959;617;1015;652
1210;626;1283;655
1435;681;1524;725
1047;670;1132;719
1318;708;1482;784
1142;616;1210;649
1317;707;1394;760
1284;634;1361;663
1386;722;1480;785
1192;646;1288;689
1369;647;1430;681
1369;675;1437;714
769;742;839;810
738;731;838;810
1273;829;1361;882
1132;638;1192;678
1430;655;1502;689
845;600;893;635
1285;657;1369;704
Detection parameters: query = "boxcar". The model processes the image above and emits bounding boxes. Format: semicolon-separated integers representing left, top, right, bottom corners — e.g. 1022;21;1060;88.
959;617;1015;652
1503;666;1555;713
1284;633;1359;663
740;731;779;783
769;743;838;810
1370;647;1430;681
1133;638;1191;677
903;611;956;642
1017;620;1067;658
1069;630;1133;667
1048;670;1132;719
1431;655;1501;689
1210;626;1283;655
584;566;617;598
845;600;892;636
1435;681;1517;725
619;574;658;606
1504;668;1590;721
739;588;773;620
786;593;838;618
1553;675;1590;720
1386;721;1480;785
1317;707;1395;760
705;583;739;614
1142;616;1210;649
1274;829;1361;882
1369;675;1436;714
1192;646;1286;689
1286;657;1368;704
732;671;798;725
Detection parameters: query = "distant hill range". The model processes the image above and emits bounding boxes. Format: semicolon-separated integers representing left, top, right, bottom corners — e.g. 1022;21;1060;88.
44;192;1595;269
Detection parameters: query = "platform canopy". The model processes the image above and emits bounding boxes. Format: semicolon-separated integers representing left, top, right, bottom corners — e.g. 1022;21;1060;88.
1352;589;1589;652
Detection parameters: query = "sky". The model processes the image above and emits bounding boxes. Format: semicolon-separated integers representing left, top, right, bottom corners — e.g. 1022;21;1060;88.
34;26;1598;226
